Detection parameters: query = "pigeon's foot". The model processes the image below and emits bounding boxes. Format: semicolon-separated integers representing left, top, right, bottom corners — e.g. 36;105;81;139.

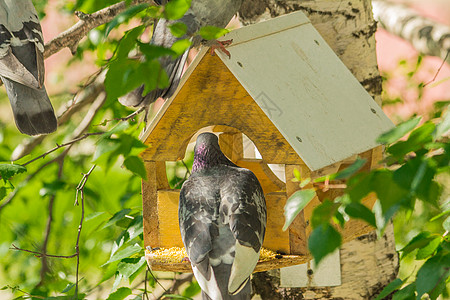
204;39;233;58
181;257;190;263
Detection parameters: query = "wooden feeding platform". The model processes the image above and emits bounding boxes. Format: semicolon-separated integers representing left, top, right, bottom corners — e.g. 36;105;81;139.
140;11;394;273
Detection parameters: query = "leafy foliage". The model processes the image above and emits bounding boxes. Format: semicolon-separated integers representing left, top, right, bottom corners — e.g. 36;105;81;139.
287;100;450;297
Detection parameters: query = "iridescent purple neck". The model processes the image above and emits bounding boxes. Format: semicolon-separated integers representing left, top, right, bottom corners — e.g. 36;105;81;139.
192;142;232;173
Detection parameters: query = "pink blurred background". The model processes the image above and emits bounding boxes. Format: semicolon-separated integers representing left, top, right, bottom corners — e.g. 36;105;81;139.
39;0;450;123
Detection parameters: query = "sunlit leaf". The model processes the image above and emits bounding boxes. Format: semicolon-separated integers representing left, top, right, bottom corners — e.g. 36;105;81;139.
198;26;229;40
400;231;436;258
103;208;132;229
117;257;146;279
282;189;316;231
105;4;149;37
171;39;192;55
416;237;441;260
105;244;142;265
164;0;191;20
435;105;450;139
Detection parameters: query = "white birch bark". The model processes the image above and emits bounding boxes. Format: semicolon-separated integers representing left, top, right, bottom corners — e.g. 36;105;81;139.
372;0;450;64
238;1;399;299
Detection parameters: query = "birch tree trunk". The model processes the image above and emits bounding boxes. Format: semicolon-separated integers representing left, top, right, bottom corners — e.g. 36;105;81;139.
239;1;399;299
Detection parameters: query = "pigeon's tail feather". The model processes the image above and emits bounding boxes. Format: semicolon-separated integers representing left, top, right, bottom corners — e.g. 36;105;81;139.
200;281;251;300
3;77;57;135
118;48;189;107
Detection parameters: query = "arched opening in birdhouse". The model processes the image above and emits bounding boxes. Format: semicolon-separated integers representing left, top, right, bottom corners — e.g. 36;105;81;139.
164;125;286;191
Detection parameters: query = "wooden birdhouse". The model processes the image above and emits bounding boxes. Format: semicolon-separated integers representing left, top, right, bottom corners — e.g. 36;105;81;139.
141;11;394;273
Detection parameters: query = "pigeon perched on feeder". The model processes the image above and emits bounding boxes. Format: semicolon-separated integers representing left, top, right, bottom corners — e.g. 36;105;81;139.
179;132;266;300
119;0;243;108
0;0;57;135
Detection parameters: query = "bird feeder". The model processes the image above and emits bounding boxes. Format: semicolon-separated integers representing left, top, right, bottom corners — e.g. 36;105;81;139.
140;11;394;273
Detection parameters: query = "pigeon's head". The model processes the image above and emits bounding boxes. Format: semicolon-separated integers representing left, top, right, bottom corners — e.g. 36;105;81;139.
192;132;232;172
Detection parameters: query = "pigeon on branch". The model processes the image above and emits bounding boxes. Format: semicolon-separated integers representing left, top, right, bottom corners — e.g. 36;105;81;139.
179;132;266;300
0;0;57;135
119;0;243;108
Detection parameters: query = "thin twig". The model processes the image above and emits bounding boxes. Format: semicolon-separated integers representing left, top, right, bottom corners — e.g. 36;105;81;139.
21;132;104;167
38;159;66;286
74;164;96;299
94;106;145;126
424;50;450;87
10;244;77;259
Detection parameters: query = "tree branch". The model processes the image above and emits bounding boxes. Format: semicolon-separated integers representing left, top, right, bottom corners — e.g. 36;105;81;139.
372;0;450;64
44;0;154;58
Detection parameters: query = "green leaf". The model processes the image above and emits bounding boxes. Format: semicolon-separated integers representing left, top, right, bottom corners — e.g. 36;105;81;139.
392;283;415;300
388;121;436;158
0;164;27;181
292;168;301;181
0;186;6;201
106;287;132;300
105;244;142;265
182;281;201;298
198;26;229;40
103;208;132;229
315;158;367;182
416;237;441;260
61;283;76;293
444;215;450;231
139;43;177;60
169;22;188;38
377;117;421;144
171;39;192;55
344;202;376;227
161;295;193;299
400;231;435;257
123;156;147;180
164;0;191;20
118;25;145;58
105;4;149;37
371;170;410;215
393;157;439;205
39;180;66;197
374;278;403;300
308;223;341;266
283;189;316;231
311;200;339;229
416;254;450;298
434;105;450;139
117;257;146;279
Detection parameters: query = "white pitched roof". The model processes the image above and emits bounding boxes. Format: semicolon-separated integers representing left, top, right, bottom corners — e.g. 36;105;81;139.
212;11;394;170
149;11;394;171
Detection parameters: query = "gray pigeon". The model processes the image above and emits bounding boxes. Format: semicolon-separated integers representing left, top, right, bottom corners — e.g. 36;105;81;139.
119;0;243;108
179;132;266;300
0;0;57;135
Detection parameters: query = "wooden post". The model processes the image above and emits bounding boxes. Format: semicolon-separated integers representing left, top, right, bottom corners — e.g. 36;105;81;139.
142;161;169;248
285;164;308;255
